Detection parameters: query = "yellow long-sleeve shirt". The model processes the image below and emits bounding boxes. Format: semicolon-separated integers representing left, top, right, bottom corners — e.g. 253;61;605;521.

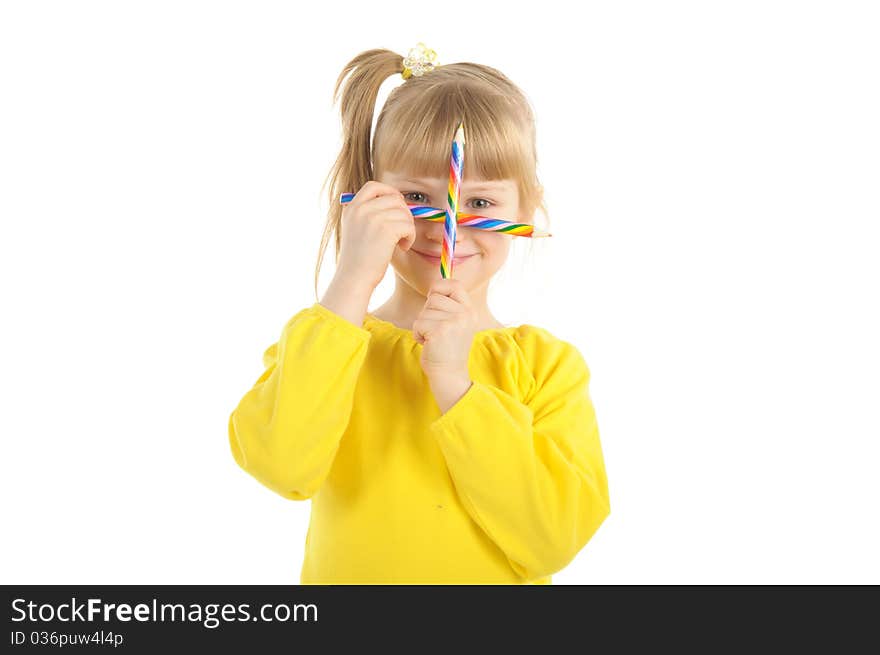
228;302;610;584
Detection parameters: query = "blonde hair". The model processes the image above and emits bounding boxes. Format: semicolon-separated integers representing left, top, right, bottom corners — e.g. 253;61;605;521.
315;47;549;300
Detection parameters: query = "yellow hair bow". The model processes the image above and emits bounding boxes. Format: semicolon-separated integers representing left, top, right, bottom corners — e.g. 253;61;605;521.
401;42;439;79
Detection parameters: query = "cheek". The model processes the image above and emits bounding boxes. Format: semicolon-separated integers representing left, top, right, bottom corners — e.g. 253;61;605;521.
476;237;510;262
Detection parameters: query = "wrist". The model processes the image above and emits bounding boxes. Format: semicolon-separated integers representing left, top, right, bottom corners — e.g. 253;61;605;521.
330;269;375;299
320;275;373;328
427;369;470;386
334;258;381;291
428;373;473;414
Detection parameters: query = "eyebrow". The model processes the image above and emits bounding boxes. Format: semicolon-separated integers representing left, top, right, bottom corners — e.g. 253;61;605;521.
401;177;510;192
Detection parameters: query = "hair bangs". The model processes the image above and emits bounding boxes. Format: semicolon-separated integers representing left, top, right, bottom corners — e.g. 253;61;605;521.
374;87;531;185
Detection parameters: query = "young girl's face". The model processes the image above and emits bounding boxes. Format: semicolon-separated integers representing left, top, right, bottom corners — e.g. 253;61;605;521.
379;170;522;295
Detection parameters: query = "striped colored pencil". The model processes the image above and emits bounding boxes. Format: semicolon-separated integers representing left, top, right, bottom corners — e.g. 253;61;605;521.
338;193;551;238
442;122;465;278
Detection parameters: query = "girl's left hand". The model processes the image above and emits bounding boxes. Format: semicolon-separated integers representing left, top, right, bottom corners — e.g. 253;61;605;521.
414;278;479;382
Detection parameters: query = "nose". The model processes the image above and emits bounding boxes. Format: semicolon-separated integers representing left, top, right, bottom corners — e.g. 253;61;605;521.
424;221;465;245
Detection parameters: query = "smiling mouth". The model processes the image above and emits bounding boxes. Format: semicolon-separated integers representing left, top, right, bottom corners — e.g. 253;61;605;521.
412;249;477;264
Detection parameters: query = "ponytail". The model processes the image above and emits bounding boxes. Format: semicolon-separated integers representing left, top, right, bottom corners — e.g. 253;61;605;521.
314;49;404;301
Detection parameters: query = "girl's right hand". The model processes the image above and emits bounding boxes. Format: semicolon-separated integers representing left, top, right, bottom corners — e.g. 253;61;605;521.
334;181;416;291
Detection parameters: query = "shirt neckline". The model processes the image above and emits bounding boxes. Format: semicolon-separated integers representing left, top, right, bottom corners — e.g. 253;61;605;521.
363;313;520;341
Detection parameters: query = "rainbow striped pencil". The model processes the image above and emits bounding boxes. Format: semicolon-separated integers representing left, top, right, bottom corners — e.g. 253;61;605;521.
442;122;465;278
337;194;551;238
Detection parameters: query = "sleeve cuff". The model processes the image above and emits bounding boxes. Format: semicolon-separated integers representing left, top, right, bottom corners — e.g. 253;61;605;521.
429;379;481;432
296;302;373;343
429;379;533;439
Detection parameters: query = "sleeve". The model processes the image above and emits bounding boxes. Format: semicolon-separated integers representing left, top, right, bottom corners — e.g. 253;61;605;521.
428;337;610;581
228;302;372;501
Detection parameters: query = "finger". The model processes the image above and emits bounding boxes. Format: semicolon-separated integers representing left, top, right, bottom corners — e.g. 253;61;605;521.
417;308;453;323
391;215;416;251
357;180;407;203
373;208;414;225
427;278;471;306
423;292;463;313
412;318;431;344
347;186;390;210
358;193;409;213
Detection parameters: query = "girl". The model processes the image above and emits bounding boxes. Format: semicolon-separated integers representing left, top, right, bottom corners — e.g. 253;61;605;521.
228;44;610;584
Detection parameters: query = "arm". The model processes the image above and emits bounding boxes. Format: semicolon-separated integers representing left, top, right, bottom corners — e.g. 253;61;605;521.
428;340;610;581
228;299;372;500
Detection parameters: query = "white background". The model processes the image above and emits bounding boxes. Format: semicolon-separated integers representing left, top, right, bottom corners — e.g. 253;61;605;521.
1;1;878;584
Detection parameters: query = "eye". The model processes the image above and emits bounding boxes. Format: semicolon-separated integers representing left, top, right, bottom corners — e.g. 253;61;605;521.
403;191;494;210
403;191;427;203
